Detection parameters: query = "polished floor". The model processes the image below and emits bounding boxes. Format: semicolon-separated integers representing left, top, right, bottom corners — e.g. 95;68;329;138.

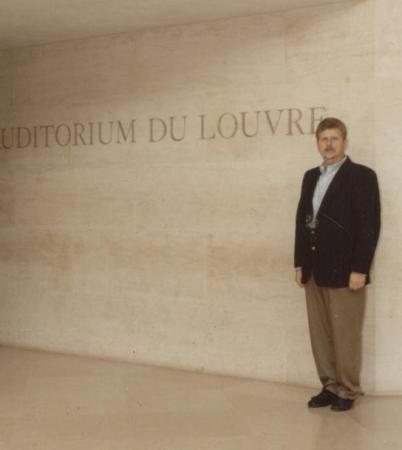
0;346;401;450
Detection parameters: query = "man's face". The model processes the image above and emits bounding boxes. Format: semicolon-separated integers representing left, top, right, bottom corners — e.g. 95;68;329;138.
317;128;347;166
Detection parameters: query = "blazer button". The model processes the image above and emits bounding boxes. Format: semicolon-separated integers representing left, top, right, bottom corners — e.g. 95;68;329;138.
311;246;316;251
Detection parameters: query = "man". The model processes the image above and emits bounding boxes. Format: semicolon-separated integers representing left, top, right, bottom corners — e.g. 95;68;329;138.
294;117;380;411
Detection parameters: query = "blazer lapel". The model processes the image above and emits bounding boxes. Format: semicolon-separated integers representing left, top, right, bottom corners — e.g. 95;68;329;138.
316;156;352;216
306;168;321;213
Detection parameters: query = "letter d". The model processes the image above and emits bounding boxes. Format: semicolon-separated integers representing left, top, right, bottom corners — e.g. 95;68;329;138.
149;118;167;142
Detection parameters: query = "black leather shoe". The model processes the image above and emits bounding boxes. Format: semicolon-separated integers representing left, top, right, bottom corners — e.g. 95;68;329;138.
308;388;338;408
331;397;354;411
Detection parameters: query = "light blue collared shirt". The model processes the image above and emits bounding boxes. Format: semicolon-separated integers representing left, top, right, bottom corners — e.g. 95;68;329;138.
312;156;347;218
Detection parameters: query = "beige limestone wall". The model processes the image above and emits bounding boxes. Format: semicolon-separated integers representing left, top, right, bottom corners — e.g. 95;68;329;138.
0;0;391;391
373;0;402;394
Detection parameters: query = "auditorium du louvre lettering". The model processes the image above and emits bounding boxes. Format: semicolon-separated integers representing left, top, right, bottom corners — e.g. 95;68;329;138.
0;106;326;150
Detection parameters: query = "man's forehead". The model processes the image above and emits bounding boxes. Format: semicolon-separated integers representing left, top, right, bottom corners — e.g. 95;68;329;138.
318;128;344;138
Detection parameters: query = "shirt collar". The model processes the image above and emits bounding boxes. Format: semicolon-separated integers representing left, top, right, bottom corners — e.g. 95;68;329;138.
320;155;347;174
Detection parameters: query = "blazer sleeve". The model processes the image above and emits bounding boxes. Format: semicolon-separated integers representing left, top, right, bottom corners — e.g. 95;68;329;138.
350;168;381;274
294;172;308;268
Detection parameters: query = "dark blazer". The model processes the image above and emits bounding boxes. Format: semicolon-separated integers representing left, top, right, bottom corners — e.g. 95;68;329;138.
294;156;381;287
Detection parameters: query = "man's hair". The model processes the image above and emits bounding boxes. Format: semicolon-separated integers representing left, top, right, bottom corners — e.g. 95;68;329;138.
315;117;348;140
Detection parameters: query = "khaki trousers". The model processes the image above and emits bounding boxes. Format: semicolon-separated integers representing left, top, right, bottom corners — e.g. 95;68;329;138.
304;276;366;400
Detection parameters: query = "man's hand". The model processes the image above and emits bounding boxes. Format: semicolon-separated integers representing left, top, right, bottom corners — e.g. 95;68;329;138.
295;269;304;288
349;272;366;290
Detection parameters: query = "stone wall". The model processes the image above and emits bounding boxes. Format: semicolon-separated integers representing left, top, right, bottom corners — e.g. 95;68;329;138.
1;0;399;393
